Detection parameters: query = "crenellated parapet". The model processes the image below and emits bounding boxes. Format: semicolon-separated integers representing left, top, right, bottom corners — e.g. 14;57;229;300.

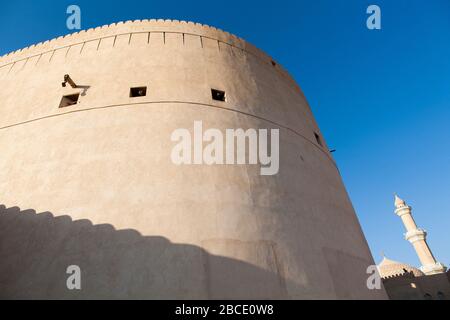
0;19;300;92
0;20;245;63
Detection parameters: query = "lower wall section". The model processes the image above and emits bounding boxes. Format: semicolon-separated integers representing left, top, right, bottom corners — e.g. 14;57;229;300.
0;205;293;299
0;103;387;299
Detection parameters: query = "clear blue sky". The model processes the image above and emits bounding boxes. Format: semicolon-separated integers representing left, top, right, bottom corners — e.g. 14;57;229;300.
1;0;449;268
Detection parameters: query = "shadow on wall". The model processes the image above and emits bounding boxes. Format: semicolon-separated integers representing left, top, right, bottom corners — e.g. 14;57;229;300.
0;204;293;299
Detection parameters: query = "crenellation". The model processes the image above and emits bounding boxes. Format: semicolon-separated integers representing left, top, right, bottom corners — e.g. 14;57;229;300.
112;34;129;48
184;33;202;49
218;41;233;55
36;51;52;66
202;37;220;52
165;33;184;48
97;36;115;51
231;45;246;60
81;39;101;54
149;32;165;47
26;55;40;67
130;32;150;47
0;20;299;89
66;43;84;58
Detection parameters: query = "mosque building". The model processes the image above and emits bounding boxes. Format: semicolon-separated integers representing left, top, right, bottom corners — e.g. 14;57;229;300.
378;196;449;300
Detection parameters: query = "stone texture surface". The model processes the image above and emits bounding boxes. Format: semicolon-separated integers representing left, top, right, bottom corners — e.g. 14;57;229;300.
0;20;387;299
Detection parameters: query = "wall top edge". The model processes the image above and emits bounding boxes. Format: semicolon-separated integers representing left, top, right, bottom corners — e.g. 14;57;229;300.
1;19;265;63
0;19;302;94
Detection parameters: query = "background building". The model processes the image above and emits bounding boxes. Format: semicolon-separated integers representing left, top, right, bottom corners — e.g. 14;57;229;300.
0;20;386;299
377;196;449;300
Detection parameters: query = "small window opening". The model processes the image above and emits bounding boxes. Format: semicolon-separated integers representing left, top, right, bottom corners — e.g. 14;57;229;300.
59;93;80;108
314;132;323;147
130;86;147;97
211;89;226;102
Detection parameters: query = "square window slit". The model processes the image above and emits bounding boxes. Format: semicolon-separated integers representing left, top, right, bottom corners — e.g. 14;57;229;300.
59;93;80;108
130;86;147;97
314;132;323;147
211;89;226;102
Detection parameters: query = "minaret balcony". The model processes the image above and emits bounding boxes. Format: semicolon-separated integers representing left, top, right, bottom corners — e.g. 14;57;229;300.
395;205;412;217
404;228;427;243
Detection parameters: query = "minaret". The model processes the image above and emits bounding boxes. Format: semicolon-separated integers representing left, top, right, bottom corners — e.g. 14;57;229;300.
394;195;447;275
